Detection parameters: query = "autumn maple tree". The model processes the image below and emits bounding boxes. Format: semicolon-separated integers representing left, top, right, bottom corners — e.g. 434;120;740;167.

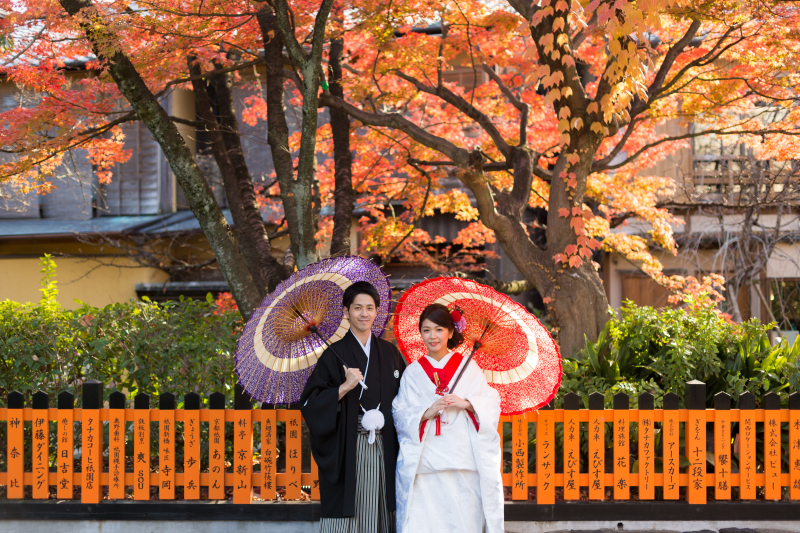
312;0;800;354
2;0;800;354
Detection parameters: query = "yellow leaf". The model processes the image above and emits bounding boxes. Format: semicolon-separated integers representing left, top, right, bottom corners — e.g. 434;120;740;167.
590;122;604;134
609;39;622;55
523;45;537;59
551;50;561;61
571;117;583;130
544;90;560;105
557;33;570;47
537;64;551;78
558;119;569;132
587;101;598;114
558;107;571;119
561;86;573;99
553;17;565;32
539;33;554;47
561;132;571;145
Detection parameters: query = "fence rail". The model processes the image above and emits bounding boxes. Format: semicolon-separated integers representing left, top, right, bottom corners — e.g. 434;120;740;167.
1;380;799;503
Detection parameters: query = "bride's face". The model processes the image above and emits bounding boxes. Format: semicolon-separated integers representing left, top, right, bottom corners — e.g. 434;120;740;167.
420;318;454;356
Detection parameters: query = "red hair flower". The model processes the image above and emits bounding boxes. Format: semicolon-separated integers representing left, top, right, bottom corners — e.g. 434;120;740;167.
450;309;466;333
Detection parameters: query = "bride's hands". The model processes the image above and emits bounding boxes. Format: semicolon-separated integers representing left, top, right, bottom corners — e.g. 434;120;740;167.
441;394;474;413
422;395;474;421
422;397;450;421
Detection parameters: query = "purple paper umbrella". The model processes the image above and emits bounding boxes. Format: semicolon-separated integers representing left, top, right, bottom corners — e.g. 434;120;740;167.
235;255;392;405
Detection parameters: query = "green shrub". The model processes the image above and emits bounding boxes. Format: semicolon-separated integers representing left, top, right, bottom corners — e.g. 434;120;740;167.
565;300;800;408
0;255;242;407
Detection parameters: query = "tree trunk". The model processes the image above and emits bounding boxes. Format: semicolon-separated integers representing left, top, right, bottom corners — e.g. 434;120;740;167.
328;34;355;257
188;60;267;298
60;0;261;320
270;0;335;269
213;68;288;292
545;147;610;356
257;7;313;268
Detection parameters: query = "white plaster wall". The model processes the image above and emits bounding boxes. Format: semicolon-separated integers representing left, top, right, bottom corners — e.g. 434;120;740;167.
767;243;800;278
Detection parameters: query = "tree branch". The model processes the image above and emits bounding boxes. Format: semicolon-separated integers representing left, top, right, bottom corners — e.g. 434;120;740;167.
393;70;511;157
320;93;471;165
380;160;433;267
481;63;529;145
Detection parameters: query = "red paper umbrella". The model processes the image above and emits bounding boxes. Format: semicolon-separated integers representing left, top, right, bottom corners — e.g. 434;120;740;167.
394;277;561;415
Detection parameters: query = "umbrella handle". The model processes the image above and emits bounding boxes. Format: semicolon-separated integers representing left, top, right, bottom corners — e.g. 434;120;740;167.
447;340;482;395
434;340;482;417
307;325;368;390
342;365;368;390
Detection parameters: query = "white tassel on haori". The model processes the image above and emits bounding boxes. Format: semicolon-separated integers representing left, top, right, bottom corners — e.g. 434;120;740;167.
361;404;385;445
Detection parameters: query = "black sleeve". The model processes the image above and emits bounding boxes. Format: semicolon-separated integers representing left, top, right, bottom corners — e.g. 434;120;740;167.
300;350;345;483
391;342;408;376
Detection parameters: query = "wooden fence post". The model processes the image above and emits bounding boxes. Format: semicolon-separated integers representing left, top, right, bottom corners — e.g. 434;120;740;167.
208;392;226;499
183;392;201;500
310;440;320;501
511;413;528;500
108;391;126;500
686;380;707;504
57;391;74;500
739;391;756;500
637;392;654;500
285;405;302;500
562;393;580;501
662;392;680;500
261;403;277;501
791;391;800;500
81;380;103;503
32;391;49;499
764;392;781;501
613;392;630;500
133;392;151;501
537;399;554;504
588;392;605;500
159;392;176;500
233;384;253;504
714;392;731;500
7;391;24;499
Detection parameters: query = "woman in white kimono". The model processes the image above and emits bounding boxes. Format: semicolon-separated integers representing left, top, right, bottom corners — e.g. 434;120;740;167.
393;304;503;533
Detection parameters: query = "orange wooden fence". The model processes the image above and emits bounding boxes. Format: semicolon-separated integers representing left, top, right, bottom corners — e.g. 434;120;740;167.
1;380;799;502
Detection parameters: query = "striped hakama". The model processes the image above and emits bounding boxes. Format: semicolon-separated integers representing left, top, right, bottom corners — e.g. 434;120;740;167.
319;416;395;533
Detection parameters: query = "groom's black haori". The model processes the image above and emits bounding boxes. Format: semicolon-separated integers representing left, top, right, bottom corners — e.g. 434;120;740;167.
300;285;406;524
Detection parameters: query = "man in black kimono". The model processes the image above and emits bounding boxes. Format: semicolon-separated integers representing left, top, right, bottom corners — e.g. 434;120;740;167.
301;281;406;532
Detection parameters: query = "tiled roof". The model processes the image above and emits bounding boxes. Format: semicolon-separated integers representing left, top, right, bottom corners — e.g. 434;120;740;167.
0;207;284;239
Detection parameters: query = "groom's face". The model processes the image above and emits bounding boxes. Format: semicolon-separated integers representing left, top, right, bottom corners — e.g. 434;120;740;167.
344;293;378;335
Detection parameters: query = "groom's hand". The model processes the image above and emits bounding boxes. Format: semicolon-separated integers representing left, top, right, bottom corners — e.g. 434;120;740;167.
338;367;364;400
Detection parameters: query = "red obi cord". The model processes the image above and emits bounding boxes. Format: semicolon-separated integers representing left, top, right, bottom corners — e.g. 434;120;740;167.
417;354;480;440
